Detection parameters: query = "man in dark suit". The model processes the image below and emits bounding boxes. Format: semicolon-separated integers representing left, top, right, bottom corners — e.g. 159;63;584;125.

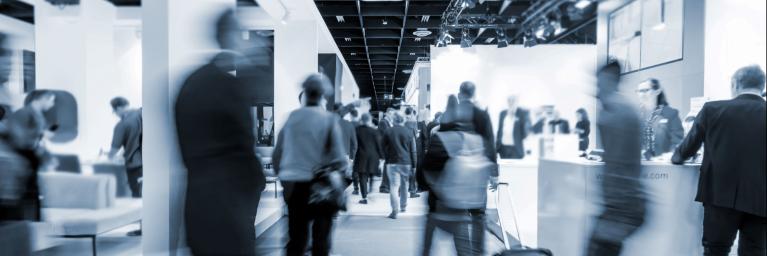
353;113;383;203
174;10;266;255
672;65;766;256
496;95;531;159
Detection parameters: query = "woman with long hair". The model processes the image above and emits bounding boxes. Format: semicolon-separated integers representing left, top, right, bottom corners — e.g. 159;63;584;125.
636;79;684;159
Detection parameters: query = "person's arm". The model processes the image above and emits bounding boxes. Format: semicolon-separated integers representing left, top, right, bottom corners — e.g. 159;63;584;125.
672;105;708;164
522;110;531;140
584;121;591;137
108;124;125;159
326;118;349;171
349;125;358;160
272;130;285;174
410;135;417;170
476;108;498;165
496;111;505;149
668;109;685;149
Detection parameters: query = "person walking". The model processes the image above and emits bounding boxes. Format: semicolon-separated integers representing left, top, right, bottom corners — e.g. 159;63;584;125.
353;113;384;204
672;65;766;256
107;97;143;236
382;112;417;219
272;74;348;256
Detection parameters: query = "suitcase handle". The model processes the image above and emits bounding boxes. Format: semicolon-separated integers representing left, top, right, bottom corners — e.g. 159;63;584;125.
495;182;524;250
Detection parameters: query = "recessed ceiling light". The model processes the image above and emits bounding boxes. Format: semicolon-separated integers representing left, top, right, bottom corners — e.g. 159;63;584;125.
413;28;432;37
344;37;352;42
401;69;412;74
409;53;416;56
421;16;430;22
350;52;357;56
574;0;592;9
336;16;345;23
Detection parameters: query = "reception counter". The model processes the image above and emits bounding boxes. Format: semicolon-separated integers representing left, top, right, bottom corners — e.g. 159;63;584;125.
537;158;703;256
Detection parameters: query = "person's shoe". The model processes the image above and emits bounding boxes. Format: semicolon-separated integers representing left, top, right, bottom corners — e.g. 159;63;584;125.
388;212;398;219
352;190;360;195
380;188;389;193
127;230;142;236
400;208;406;213
359;199;368;204
409;193;421;198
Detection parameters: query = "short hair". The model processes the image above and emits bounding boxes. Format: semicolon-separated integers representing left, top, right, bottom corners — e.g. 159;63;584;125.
214;9;239;49
110;97;130;111
392;111;405;124
350;109;359;118
302;74;331;106
405;107;415;116
434;111;443;120
576;108;589;122
733;65;766;91
360;113;371;123
24;90;55;106
598;61;621;77
459;81;476;98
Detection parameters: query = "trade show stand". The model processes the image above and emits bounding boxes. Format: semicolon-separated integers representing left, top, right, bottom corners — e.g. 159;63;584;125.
537;158;703;256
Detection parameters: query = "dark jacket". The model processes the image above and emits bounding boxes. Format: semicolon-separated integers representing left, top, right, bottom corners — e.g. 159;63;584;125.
353;125;383;174
383;125;417;168
672;94;766;217
496;108;531;156
642;106;684;156
338;119;358;158
458;101;498;165
175;61;266;200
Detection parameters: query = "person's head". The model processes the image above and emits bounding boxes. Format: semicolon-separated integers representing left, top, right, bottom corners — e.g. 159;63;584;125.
433;111;443;122
301;74;332;107
597;61;622;93
25;90;56;111
360;112;372;125
0;33;11;85
110;97;130;118
576;108;589;122
214;9;247;52
637;78;669;108
350;109;359;121
404;107;415;118
392;111;405;126
507;95;519;109
458;81;476;101
731;65;766;97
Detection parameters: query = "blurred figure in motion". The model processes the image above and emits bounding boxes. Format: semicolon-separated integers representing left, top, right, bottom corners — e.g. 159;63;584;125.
353;113;384;204
636;79;684;160
333;103;357;188
422;93;497;256
272;74;348;256
382;111;417;219
574;108;590;156
107;97;143;236
672;65;766;256
404;107;421;198
586;61;646;256
496;95;531;159
379;107;396;193
174;9;266;255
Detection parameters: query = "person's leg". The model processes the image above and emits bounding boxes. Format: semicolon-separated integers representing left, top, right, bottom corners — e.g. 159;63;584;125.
352;171;360;194
421;213;437;256
409;170;418;195
359;173;369;200
311;212;335;256
451;218;474;256
468;209;486;255
380;162;390;192
400;173;409;211
387;165;401;217
498;146;511;159
702;205;740;256
737;212;767;256
126;167;143;198
284;182;311;256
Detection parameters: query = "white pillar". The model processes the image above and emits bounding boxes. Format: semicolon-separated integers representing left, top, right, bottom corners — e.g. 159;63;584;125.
141;0;234;254
273;19;318;133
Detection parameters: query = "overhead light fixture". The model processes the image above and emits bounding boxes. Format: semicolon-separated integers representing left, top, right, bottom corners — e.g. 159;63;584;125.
382;18;388;25
409;52;416;56
413;28;432;37
460;28;472;48
460;0;477;9
344;37;352;42
421;16;430;22
436;30;453;47
496;28;509;48
414;37;422;42
551;20;565;35
574;0;592;9
336;16;345;23
523;32;537;48
350;52;357;56
653;0;667;30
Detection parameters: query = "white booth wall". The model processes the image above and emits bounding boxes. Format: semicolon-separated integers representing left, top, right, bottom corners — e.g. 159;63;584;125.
430;45;597;145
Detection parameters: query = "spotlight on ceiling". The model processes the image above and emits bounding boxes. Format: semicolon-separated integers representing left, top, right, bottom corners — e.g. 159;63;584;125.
436;30;453;47
574;0;592;9
460;0;477;8
534;19;554;40
496;28;509;48
460;28;472;48
335;16;345;23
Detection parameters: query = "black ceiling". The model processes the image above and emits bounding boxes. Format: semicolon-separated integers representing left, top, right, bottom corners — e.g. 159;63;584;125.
0;0;34;24
107;0;259;7
315;0;596;110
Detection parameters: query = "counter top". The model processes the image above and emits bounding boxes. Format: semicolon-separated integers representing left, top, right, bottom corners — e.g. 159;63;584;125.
539;157;701;167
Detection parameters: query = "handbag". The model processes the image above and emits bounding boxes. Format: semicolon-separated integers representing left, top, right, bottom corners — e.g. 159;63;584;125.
308;115;348;212
432;131;493;210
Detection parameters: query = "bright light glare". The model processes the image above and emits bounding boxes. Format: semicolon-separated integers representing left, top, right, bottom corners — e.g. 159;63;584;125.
575;0;592;9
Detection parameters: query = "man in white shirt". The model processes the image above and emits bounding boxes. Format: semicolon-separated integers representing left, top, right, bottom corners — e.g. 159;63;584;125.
496;95;531;159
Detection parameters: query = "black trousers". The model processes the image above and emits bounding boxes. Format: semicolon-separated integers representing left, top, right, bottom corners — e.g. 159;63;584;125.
702;204;766;256
282;181;335;256
498;145;524;159
357;173;371;199
380;162;389;190
126;166;143;198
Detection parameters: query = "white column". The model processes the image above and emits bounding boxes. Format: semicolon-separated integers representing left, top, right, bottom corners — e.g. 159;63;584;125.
273;19;318;133
142;0;234;254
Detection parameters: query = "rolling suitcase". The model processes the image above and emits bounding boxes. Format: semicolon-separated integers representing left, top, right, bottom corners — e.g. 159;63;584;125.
494;182;553;256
